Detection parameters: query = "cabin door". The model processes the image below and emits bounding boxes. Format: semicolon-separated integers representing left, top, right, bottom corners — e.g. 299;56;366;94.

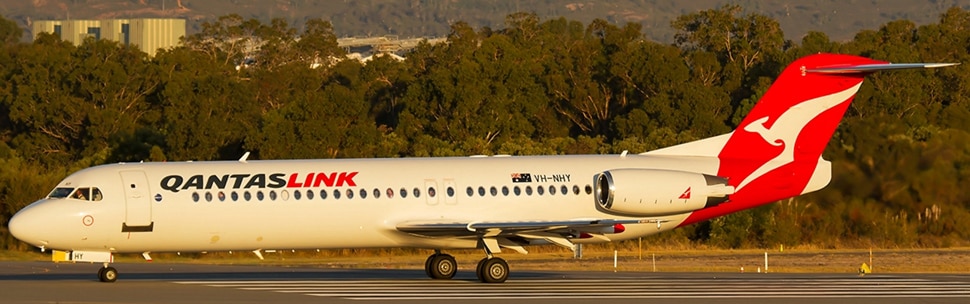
120;170;154;232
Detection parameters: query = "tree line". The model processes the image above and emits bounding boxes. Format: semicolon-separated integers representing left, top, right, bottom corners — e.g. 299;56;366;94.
1;5;969;250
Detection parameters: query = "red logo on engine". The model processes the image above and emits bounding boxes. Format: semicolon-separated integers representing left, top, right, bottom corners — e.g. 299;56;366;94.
678;187;691;199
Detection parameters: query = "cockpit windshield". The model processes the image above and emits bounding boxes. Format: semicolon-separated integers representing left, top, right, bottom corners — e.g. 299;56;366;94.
47;187;103;201
48;187;75;199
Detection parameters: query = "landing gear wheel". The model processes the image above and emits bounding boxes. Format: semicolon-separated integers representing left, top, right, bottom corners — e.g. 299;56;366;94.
428;254;457;280
424;254;438;278
475;258;489;282
478;258;508;283
98;267;117;283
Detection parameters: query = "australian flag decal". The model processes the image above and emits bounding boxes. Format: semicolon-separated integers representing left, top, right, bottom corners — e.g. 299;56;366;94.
511;173;532;183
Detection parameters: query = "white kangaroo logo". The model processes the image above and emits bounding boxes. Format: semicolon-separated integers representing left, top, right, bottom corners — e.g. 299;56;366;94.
734;82;862;191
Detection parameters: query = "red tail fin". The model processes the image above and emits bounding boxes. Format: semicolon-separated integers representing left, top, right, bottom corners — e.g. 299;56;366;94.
719;54;881;197
677;53;956;225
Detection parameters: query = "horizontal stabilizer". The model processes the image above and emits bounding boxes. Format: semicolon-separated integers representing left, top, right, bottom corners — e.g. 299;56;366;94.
806;62;959;74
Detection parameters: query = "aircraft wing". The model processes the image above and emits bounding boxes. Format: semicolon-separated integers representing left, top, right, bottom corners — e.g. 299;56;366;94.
396;218;666;253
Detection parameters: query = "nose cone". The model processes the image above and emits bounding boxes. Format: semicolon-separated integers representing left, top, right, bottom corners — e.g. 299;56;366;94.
8;201;48;248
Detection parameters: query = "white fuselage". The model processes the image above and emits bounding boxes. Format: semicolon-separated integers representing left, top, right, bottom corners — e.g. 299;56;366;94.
11;154;717;253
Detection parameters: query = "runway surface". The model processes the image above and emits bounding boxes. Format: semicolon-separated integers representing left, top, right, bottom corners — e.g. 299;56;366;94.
1;261;968;303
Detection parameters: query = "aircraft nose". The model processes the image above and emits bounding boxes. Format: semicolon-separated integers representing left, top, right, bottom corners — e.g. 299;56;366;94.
8;202;48;248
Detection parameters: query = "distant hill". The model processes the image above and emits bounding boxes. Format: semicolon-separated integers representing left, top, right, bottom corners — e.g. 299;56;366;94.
3;0;969;43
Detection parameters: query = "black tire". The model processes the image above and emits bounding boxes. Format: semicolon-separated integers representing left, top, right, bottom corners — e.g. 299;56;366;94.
424;254;438;279
480;258;508;283
475;258;489;282
429;254;456;280
99;267;117;283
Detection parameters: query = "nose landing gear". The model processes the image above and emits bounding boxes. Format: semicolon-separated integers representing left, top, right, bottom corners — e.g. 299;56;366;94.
97;264;117;283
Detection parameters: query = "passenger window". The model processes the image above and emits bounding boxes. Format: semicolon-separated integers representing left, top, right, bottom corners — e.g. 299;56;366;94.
217;191;226;202
525;186;533;195
489;186;497;196
447;187;455;197
537;186;545;195
386;188;394;199
256;191;264;201
413;187;421;198
269;191;278;201
360;189;367;199
572;185;580;195
466;187;474;197
400;188;408;198
561;185;568;195
306;189;314;200
205;192;213;202
231;192;239;201
548;185;556;195
373;188;381;198
244;191;252;201
514;186;521;196
501;186;509;196
320;189;328;199
427;187;436;198
478;186;485;197
191;192;200;202
346;189;354;199
333;189;341;199
294;190;302;200
585;185;593;194
281;190;290;201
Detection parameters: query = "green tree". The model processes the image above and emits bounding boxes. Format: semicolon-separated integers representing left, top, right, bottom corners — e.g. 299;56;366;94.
0;15;22;46
672;4;785;72
249;60;379;159
154;47;259;161
183;14;262;67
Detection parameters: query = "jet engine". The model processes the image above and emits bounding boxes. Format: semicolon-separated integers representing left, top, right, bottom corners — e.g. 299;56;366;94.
593;169;735;217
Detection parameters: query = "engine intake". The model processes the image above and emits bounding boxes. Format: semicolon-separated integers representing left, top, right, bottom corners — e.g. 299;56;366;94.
594;169;735;217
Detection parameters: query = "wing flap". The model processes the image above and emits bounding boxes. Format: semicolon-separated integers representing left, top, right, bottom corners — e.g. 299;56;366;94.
396;219;652;235
396;218;667;242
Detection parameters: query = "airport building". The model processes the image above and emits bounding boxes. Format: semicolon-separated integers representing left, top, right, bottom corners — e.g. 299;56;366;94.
31;18;185;57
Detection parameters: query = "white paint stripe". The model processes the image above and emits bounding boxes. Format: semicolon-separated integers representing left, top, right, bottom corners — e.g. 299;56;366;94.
176;278;935;286
301;288;970;294
176;278;970;300
241;284;970;291
343;295;970;300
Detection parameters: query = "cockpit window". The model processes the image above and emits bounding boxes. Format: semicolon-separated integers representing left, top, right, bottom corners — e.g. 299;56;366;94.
91;188;103;201
49;187;103;201
72;188;91;200
48;187;74;198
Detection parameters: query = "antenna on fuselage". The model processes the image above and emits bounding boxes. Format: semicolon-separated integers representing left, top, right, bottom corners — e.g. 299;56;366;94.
239;151;251;163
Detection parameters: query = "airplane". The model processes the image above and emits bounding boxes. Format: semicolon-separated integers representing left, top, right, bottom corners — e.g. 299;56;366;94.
6;53;956;283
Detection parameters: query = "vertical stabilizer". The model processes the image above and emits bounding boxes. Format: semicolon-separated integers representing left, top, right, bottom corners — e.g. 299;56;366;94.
674;54;957;225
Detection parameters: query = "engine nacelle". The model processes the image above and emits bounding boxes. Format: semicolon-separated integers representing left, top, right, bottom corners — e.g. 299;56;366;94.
593;169;735;217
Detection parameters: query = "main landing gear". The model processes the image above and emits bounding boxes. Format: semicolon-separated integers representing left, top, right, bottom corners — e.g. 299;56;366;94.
424;250;457;279
97;264;118;283
423;250;509;283
475;256;508;283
